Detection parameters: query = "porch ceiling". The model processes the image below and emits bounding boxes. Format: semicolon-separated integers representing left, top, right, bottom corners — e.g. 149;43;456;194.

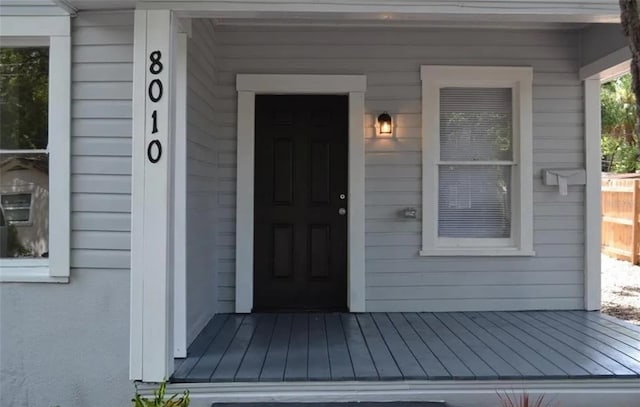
57;0;620;23
207;17;588;30
172;311;640;383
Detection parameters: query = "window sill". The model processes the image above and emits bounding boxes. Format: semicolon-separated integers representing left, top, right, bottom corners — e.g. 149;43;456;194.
419;248;536;257
0;260;68;283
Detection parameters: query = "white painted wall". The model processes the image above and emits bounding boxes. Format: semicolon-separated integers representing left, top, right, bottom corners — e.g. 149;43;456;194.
198;24;586;312
0;11;134;407
185;19;220;343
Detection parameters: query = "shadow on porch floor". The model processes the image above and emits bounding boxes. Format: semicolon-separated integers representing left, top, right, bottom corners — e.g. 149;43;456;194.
172;311;640;383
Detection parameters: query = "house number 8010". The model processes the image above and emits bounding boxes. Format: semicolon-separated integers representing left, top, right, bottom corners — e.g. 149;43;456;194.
148;50;163;163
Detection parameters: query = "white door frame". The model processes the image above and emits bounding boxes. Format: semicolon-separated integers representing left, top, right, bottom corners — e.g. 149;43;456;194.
235;74;367;313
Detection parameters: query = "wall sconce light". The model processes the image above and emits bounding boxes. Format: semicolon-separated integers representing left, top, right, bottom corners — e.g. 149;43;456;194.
377;111;393;137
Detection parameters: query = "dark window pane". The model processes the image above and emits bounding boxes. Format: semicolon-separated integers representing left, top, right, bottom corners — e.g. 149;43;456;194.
0;153;49;258
0;47;49;150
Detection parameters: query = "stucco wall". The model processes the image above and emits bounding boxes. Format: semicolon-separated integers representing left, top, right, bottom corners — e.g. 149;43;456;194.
0;271;132;407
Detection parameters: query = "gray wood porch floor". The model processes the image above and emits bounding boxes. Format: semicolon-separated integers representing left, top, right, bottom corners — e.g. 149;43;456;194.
171;311;640;383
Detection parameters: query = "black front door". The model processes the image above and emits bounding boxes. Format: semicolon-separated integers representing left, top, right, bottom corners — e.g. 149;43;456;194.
254;95;348;311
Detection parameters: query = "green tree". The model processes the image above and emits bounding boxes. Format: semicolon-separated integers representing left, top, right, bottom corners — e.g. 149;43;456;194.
620;0;640;138
0;47;49;150
601;74;638;172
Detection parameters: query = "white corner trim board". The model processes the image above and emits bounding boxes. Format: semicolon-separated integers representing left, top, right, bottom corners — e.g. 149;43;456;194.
173;30;188;359
584;79;601;311
235;74;367;313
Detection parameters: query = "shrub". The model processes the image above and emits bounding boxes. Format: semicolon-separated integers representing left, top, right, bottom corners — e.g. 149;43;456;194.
132;381;190;407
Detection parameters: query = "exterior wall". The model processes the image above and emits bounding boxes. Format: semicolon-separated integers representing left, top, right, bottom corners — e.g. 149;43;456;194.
185;19;220;343
0;2;68;16
205;25;586;312
0;11;134;407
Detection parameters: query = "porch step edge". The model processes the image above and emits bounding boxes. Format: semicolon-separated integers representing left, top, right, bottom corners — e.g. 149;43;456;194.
136;378;640;407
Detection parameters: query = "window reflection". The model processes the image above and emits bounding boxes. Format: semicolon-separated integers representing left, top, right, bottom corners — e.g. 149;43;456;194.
0;47;49;259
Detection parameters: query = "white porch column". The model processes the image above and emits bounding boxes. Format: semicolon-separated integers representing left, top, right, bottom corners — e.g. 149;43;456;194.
131;9;176;382
584;78;601;311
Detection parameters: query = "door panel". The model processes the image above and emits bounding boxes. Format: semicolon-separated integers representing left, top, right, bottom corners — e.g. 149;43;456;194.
254;95;348;311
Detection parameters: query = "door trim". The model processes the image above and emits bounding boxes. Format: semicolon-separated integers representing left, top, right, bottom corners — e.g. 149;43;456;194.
235;74;367;313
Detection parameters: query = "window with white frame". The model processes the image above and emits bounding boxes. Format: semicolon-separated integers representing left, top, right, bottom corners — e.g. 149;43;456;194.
420;66;534;256
0;14;71;282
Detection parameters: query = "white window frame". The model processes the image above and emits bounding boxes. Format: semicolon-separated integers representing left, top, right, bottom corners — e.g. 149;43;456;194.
0;14;71;282
420;66;534;257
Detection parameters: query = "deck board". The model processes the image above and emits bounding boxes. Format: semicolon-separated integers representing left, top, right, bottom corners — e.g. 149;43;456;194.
308;314;331;381
211;315;258;381
386;313;450;379
172;311;640;383
464;312;567;378
403;312;473;379
508;312;632;376
340;313;378;380
235;314;276;381
371;313;426;380
527;312;640;374
557;312;640;351
284;314;309;381
544;312;640;364
567;311;640;344
172;314;229;381
325;313;355;380
419;313;496;379
435;313;520;379
261;314;293;381
449;312;541;377
187;315;245;381
356;313;403;380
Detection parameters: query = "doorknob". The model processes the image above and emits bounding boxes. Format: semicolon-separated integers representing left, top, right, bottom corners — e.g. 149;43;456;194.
338;208;347;215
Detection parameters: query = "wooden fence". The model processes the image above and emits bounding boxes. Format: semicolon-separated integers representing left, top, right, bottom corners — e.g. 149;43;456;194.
602;178;640;264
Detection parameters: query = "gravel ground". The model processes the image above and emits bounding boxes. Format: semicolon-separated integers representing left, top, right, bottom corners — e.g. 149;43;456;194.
601;254;640;325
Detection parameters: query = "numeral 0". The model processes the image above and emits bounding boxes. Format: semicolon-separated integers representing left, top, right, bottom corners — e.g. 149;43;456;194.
147;139;162;163
148;79;163;103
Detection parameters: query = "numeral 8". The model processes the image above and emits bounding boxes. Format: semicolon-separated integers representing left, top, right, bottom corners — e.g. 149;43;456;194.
149;50;163;75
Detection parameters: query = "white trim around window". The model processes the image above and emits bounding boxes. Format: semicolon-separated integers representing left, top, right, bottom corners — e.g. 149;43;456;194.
0;17;71;283
419;66;534;257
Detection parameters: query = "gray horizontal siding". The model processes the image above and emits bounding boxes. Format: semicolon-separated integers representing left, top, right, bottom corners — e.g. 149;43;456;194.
0;3;68;16
186;19;221;342
204;24;585;312
70;11;133;270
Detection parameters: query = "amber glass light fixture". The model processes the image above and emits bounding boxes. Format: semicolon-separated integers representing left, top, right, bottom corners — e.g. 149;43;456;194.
377;111;393;136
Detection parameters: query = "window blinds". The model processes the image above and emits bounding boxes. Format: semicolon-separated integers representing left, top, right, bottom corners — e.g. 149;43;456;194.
438;87;513;238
